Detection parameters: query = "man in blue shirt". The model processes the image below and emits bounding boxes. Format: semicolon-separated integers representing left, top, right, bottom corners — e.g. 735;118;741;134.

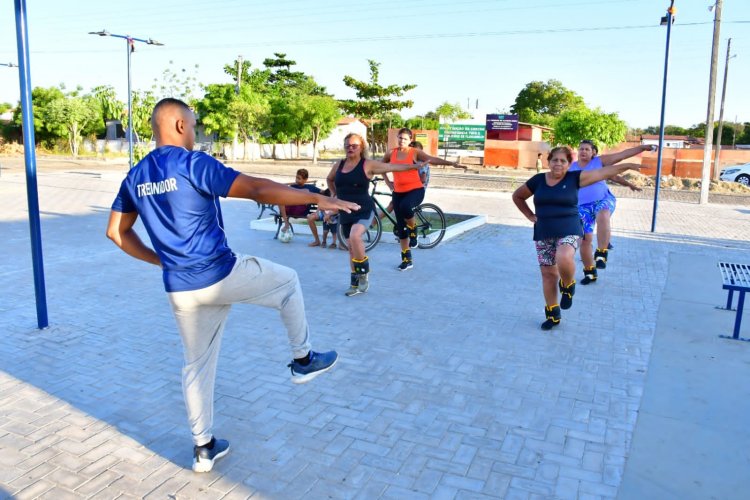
106;98;358;473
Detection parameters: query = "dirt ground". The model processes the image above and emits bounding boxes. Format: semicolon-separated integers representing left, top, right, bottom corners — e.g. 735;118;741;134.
620;170;750;194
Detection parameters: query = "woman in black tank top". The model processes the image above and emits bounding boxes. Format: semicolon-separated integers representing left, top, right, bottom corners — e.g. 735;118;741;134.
512;146;642;331
326;133;423;297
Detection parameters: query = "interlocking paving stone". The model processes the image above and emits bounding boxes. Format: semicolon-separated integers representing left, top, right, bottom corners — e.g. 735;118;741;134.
1;168;749;499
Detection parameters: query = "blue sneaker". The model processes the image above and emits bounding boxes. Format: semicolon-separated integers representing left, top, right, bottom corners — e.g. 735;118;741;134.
287;350;338;385
192;437;230;473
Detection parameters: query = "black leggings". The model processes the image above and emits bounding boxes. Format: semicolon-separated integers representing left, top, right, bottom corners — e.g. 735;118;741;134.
391;188;425;236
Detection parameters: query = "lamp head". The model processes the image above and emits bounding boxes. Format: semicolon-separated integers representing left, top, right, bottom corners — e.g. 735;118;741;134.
147;38;164;46
88;29;110;37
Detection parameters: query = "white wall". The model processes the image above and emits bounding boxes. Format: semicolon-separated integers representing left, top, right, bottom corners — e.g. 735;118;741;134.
641;138;685;149
318;121;368;151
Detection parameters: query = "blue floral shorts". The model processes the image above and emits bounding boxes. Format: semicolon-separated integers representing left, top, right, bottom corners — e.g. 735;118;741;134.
578;191;616;234
535;235;581;266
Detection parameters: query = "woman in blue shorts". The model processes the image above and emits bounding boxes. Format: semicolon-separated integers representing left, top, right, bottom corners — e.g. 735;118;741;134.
512;146;642;330
570;140;651;284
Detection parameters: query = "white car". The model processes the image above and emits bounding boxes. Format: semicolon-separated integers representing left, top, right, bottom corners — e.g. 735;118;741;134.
719;163;750;186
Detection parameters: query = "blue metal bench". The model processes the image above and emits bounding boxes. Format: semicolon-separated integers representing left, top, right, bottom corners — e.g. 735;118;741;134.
718;262;750;341
256;202;277;220
254;202;318;239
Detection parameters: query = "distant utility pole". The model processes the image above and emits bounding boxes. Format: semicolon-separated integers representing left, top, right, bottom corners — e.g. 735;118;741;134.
231;55;242;161
235;55;243;94
713;37;734;180
699;0;722;205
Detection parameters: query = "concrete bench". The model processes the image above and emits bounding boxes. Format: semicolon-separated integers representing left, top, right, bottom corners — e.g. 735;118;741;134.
718;262;750;341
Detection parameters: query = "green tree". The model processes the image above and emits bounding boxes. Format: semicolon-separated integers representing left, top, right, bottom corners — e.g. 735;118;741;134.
553;107;627;149
128;90;157;142
43;92;102;157
303;94;340;163
195;83;237;147
340;59;416;151
271;93;309;158
435;102;472;123
511;79;585;127
714;122;739;145
13;85;67;146
372;112;405;149
405;112;439;131
224;57;271;94
260;53;328;158
262;53;324;95
0;102;19;143
229;87;270;160
91;85;125;133
736;122;750;145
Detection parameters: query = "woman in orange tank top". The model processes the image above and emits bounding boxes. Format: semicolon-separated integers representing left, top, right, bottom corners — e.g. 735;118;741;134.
383;128;466;271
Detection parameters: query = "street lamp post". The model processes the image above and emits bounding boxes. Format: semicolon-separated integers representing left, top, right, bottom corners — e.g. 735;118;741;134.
88;30;163;169
651;1;676;233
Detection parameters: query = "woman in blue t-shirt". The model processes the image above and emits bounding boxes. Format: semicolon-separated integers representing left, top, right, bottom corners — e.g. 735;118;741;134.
512;147;642;330
570;140;653;284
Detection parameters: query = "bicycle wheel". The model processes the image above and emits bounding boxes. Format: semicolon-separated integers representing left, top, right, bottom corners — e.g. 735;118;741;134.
415;203;446;249
337;215;382;252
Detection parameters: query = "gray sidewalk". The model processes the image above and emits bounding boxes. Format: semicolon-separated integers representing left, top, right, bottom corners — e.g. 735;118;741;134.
1;168;749;499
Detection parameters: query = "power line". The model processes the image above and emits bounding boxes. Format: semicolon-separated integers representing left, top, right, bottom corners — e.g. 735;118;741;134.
21;20;748;55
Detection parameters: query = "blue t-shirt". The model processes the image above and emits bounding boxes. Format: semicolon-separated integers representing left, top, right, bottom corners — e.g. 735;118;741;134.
111;146;241;293
569;156;608;205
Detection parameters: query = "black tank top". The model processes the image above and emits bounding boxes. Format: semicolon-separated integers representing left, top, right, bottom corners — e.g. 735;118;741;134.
335;158;374;223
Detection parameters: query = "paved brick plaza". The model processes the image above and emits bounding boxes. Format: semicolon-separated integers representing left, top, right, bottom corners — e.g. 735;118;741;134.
1;166;749;499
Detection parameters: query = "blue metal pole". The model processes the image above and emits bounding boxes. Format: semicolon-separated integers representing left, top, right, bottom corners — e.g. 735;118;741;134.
651;2;675;233
14;0;48;328
127;38;133;169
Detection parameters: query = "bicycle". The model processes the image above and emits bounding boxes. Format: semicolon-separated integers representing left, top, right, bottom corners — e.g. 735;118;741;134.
338;177;446;252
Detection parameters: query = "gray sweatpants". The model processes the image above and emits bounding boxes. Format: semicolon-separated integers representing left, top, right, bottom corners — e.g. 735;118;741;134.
167;254;312;446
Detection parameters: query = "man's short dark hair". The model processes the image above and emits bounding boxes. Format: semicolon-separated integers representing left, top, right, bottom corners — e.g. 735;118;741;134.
151;98;191;131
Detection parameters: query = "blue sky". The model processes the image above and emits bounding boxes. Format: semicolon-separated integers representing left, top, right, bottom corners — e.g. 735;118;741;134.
1;0;748;129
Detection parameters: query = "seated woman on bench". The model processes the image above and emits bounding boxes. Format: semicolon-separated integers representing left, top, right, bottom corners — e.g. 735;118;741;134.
279;168;322;245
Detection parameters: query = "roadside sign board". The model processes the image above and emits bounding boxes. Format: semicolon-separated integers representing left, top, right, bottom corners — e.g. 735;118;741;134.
414;132;429;148
438;124;485;151
486;114;519;131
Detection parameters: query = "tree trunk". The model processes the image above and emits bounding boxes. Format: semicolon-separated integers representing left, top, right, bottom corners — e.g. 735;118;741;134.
272;143;277;160
312;127;319;164
242;136;248;161
70;123;79;158
295;138;301;159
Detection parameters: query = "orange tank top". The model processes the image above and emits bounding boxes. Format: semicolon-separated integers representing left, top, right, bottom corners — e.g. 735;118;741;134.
390;148;423;193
